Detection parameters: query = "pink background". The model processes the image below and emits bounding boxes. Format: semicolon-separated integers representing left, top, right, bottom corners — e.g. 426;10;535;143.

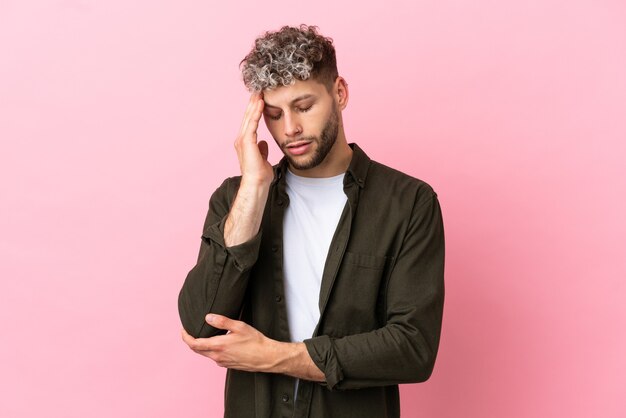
1;1;625;417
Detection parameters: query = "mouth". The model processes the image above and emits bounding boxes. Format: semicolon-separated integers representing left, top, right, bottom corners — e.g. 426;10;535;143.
285;140;313;156
286;139;312;148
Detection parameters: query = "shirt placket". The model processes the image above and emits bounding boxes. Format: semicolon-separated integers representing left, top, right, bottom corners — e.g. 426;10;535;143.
292;173;361;417
268;172;298;417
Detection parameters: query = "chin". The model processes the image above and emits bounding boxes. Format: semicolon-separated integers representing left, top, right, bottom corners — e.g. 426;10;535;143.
287;156;313;170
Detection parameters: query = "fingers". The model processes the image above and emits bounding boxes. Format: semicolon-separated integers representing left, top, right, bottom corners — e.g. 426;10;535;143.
232;93;273;182
206;313;243;332
181;328;201;349
235;94;263;162
180;327;226;352
244;97;264;140
239;93;263;142
239;93;258;130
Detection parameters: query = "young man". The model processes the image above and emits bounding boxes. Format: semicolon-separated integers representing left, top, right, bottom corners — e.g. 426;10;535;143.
179;25;445;417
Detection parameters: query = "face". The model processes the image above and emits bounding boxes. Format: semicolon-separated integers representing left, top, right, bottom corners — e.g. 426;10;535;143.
262;79;340;170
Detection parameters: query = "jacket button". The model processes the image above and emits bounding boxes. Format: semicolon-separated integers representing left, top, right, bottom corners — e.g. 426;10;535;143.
277;200;284;206
272;246;278;252
282;394;290;402
275;295;282;302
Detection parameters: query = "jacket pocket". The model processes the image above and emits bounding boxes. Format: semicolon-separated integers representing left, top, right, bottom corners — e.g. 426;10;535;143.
342;251;388;270
324;252;392;335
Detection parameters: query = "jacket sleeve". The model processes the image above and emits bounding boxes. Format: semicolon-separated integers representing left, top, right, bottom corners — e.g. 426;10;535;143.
303;191;445;390
178;177;263;338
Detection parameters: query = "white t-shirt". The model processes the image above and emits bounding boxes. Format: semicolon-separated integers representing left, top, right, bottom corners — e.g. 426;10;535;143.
283;168;347;399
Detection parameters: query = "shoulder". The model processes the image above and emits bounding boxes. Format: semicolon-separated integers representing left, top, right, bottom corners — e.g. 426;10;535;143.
366;159;437;209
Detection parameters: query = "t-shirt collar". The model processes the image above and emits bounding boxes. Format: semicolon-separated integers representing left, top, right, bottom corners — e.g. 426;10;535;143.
272;142;370;189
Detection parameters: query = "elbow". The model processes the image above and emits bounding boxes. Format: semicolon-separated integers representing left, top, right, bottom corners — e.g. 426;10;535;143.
178;289;200;337
401;355;436;384
178;288;226;339
404;335;439;383
410;357;436;383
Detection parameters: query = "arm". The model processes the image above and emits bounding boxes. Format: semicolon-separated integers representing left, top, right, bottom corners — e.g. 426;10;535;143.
303;191;445;390
178;93;273;338
181;314;325;382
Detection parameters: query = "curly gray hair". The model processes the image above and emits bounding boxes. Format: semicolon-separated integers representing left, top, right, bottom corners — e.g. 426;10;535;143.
240;24;338;92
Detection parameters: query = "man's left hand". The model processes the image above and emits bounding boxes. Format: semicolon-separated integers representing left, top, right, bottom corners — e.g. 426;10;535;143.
181;314;283;373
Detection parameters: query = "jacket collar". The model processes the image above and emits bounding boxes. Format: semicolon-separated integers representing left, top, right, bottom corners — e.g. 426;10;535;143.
272;142;371;188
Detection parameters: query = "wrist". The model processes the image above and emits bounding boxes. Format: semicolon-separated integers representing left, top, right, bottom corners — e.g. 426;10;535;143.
270;341;299;375
241;174;273;189
269;341;325;382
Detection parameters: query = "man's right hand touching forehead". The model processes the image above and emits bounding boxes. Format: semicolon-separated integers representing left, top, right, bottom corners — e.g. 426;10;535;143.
234;93;274;186
224;93;274;247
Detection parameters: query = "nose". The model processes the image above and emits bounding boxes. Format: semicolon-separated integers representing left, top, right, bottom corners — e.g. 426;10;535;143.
283;111;302;138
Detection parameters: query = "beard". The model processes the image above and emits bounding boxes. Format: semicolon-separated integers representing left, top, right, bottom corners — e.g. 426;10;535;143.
280;103;339;170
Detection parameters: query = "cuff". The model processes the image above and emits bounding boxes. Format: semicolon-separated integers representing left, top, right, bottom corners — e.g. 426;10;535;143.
303;335;344;390
202;215;263;272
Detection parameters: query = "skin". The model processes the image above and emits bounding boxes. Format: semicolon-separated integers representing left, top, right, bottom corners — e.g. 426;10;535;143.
181;76;352;383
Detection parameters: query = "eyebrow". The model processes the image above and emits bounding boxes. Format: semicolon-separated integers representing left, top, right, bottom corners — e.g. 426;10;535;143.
264;94;315;110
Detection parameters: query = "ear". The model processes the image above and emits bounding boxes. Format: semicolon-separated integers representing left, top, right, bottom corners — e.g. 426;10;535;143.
334;76;349;110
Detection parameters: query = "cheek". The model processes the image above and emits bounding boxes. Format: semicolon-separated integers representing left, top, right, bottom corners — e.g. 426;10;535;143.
262;116;277;132
310;114;328;134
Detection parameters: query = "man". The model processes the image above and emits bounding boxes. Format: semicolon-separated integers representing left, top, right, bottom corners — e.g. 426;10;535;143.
178;24;445;418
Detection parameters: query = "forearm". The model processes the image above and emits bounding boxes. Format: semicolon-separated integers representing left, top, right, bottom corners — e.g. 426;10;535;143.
303;321;441;390
178;179;264;339
224;178;270;247
178;251;255;338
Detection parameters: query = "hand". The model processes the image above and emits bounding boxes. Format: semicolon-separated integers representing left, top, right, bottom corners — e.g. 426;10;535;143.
181;314;326;381
223;94;273;247
181;313;280;372
234;93;274;185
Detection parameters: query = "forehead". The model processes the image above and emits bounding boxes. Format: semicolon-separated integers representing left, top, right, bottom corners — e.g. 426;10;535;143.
262;79;330;106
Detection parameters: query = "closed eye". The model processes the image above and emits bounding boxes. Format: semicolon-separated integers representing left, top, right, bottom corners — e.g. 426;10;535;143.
265;104;313;121
297;105;312;113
